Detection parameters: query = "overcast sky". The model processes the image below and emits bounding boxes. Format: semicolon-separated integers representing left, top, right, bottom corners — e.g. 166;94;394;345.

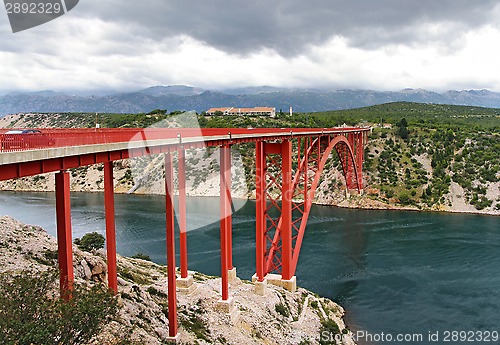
2;0;500;93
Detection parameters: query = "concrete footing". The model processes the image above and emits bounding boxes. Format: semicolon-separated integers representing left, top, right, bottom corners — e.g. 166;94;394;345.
254;278;268;296
281;276;297;293
176;275;197;295
252;273;297;293
227;267;237;283
216;297;239;323
216;297;235;313
165;335;179;343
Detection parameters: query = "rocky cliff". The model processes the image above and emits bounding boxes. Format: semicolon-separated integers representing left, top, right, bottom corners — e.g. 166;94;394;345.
0;216;356;344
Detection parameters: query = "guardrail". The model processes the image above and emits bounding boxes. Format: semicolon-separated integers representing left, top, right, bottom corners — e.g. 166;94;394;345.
0;127;368;152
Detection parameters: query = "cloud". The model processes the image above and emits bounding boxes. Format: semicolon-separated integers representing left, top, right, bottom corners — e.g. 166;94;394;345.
72;0;499;55
2;1;500;92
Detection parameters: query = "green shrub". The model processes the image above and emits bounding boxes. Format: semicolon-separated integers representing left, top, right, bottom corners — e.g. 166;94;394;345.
275;302;290;317
131;253;152;261
319;319;340;345
0;269;117;345
74;232;105;252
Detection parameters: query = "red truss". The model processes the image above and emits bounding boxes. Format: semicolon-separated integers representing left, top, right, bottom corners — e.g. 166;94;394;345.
255;132;367;281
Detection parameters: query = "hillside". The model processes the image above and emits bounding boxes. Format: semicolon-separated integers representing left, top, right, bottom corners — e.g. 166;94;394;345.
0;102;499;215
3;86;500;115
0;215;354;344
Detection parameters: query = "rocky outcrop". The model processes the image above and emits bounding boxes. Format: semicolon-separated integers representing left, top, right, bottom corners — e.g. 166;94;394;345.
0;216;107;282
0;215;356;344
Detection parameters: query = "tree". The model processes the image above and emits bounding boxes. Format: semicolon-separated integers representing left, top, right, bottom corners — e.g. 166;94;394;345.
74;231;105;252
396;118;408;128
0;269;117;345
398;192;411;205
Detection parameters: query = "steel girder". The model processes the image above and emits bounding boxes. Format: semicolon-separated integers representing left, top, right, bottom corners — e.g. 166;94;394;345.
256;133;365;280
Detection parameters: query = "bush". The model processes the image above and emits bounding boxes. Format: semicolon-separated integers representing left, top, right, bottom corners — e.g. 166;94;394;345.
275;302;290;317
398;192;411;205
0;269;117;345
74;232;105;252
131;253;152;261
319;319;341;345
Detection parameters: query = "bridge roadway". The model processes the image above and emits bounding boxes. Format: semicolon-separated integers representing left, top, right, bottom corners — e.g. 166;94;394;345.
0;127;367;181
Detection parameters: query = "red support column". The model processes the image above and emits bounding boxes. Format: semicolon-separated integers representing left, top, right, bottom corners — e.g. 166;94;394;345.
225;146;233;271
304;138;308;203
255;141;266;282
178;149;188;279
347;135;355;190
55;171;74;301
219;145;229;300
281;140;293;280
165;152;178;337
356;132;364;191
104;161;118;293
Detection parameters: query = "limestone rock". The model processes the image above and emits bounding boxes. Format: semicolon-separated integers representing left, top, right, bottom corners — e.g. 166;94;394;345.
0;215;356;344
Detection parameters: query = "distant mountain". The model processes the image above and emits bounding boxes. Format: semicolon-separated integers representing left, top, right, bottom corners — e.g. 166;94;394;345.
138;85;205;97
219;86;293;95
2;86;500;116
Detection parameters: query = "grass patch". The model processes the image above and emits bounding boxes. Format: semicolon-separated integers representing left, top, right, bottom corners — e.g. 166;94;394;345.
275;302;290;318
118;267;152;285
319;319;340;345
179;311;211;342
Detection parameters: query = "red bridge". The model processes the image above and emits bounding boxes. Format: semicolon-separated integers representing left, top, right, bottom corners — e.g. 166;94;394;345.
0;126;370;339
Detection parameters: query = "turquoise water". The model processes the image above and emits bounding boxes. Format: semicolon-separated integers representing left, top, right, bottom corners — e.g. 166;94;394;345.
1;191;499;345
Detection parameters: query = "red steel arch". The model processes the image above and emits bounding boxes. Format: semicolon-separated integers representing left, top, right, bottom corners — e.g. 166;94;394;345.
256;132;366;282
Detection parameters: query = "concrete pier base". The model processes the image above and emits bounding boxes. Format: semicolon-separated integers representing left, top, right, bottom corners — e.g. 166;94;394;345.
228;267;237;283
216;297;235;313
165;335;179;343
176;275;197;295
252;273;297;293
348;189;363;197
216;297;239;323
281;276;297;293
253;276;268;296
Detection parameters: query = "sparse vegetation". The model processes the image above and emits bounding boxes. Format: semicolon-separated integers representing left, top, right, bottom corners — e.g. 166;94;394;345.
131;252;152;261
179;305;211;342
275;302;290;318
0;269;117;345
319;319;341;345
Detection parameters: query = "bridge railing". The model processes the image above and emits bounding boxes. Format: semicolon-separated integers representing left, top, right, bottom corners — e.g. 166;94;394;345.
0;129;135;152
0;127;368;152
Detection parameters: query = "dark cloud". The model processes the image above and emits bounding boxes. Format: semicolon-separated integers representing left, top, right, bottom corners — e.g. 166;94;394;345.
77;0;499;55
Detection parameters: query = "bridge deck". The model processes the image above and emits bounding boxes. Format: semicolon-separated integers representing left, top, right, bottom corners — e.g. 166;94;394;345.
0;127;369;163
0;127;370;181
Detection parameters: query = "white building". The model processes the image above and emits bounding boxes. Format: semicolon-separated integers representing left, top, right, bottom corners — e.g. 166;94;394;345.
206;107;276;117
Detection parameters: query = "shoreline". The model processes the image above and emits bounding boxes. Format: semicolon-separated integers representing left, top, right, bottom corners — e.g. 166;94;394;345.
314;198;500;217
2;187;498;217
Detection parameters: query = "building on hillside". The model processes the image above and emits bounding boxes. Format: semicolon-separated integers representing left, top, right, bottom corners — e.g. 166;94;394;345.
206;107;276;117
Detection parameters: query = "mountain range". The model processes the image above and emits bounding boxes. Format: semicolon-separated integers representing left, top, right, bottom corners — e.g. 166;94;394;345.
2;85;500;116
